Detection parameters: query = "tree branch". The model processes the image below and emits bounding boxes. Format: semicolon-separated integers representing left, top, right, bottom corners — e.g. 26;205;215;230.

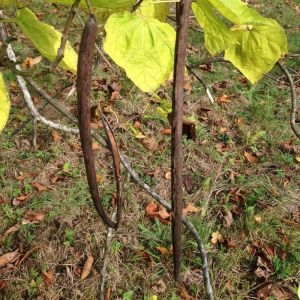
277;61;300;139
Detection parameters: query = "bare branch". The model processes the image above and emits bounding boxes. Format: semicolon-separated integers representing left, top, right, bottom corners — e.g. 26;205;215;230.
51;0;81;70
277;61;300;139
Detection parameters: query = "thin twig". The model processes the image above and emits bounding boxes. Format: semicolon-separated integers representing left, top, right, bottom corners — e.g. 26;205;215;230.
4;40;78;134
99;212;116;300
131;0;144;12
186;64;214;103
76;13;115;71
51;0;81;71
277;61;300;139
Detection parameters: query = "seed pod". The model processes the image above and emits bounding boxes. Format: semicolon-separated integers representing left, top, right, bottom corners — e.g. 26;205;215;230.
77;15;118;229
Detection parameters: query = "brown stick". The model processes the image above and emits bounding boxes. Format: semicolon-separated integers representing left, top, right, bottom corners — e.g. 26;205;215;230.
171;0;192;281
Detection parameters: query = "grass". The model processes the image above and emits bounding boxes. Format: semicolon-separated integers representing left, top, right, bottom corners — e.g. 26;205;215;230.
0;0;300;299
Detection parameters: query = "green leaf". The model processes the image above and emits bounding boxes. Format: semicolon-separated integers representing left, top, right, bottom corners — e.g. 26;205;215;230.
192;0;233;55
104;11;175;92
0;0;28;7
224;19;287;83
15;7;78;73
0;73;11;132
135;0;169;22
50;0;135;9
207;0;265;25
193;0;287;83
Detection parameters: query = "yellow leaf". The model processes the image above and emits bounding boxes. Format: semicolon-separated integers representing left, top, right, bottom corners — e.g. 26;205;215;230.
0;73;10;132
295;156;300;163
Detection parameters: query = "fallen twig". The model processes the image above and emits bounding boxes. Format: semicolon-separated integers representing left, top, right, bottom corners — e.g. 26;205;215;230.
277;61;300;139
99;212;116;300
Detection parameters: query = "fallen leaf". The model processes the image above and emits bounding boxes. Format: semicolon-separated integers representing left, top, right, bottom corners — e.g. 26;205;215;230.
22;211;45;224
161;128;171;135
218;94;231;104
142;136;158;151
223;209;233;228
145;202;170;222
32;182;48;192
92;142;101;151
183;203;200;215
244;151;258;163
22;55;42;68
157;206;170;220
2;224;20;240
0;250;20;267
164;171;171;180
211;231;224;244
257;284;272;298
51;130;62;141
81;253;94;280
167;113;197;141
245;244;256;256
179;286;196;300
296;156;300;163
254;215;262;224
254;267;270;280
0;279;6;290
151;279;166;294
156;246;170;256
42;269;54;286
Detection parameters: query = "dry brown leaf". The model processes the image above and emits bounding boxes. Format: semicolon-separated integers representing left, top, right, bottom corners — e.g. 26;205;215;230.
161;128;171;135
254;215;262;224
42;269;54;286
254;267;270;280
142;136;158;151
92;142;101;151
179;286;196;300
22;211;45;224
245;244;256;256
51;130;62;141
183;203;200;215
96;174;105;183
22;56;42;68
244;151;258;163
218;94;231;104
145;202;170;222
156;246;170;256
32;182;48;192
152;279;167;294
2;224;20;240
0;279;6;291
164;171;171;180
0;250;20;267
223;209;233;228
157;206;170;220
81;254;94;280
211;231;224;244
16;173;34;181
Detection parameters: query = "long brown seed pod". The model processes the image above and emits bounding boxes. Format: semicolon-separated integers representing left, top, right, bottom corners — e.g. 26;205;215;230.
77;15;119;229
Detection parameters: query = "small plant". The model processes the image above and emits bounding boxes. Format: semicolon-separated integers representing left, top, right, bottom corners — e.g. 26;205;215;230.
64;228;75;247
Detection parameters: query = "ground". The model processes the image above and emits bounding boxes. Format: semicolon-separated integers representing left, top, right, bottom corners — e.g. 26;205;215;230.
0;1;300;299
